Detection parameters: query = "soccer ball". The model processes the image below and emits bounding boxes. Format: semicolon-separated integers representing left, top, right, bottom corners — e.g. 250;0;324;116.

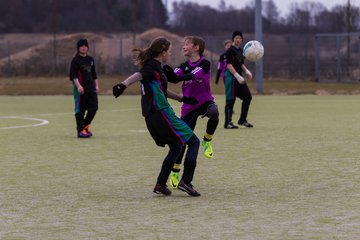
243;40;264;62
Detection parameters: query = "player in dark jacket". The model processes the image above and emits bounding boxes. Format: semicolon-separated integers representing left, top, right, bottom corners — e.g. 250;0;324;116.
69;39;99;138
224;31;253;129
112;37;201;197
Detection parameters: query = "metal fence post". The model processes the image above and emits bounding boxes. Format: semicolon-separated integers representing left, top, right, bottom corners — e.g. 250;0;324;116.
255;0;263;93
314;35;319;81
336;36;341;82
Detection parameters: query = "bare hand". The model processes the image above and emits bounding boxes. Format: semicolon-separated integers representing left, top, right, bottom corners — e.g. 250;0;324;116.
245;69;252;80
77;85;84;94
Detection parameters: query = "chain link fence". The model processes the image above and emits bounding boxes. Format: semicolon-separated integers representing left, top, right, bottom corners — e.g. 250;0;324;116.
1;32;357;82
315;33;360;82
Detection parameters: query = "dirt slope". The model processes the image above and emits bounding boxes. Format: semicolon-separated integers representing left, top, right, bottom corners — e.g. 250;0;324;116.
0;29;218;72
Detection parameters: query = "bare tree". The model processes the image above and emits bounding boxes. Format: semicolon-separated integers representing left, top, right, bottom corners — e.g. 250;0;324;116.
263;0;280;32
338;0;360;76
264;0;279;24
342;0;360;32
218;0;227;11
287;1;326;32
316;10;343;32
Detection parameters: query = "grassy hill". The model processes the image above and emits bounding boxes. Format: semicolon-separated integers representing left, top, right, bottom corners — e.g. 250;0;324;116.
0;29;218;75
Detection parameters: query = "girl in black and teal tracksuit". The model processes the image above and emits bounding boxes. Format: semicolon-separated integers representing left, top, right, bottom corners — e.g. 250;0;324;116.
69;39;99;138
112;37;201;196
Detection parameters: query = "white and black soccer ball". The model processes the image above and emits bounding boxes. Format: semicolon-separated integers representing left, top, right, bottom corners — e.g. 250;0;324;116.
243;40;264;62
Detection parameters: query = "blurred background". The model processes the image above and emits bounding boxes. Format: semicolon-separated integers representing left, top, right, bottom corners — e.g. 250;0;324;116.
0;0;359;82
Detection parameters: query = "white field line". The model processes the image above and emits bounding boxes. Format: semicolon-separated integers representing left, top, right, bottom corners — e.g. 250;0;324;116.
0;116;49;130
0;108;138;130
36;108;138;117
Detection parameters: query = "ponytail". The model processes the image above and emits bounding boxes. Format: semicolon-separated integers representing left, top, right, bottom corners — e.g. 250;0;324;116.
133;37;171;67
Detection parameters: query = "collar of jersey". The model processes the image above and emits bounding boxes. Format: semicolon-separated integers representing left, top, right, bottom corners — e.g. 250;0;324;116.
187;56;204;67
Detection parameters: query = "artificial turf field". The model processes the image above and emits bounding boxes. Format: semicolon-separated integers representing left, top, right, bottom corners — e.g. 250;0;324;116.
0;95;359;239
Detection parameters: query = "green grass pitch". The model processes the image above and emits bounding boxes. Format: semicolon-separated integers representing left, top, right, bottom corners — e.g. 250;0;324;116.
0;95;359;239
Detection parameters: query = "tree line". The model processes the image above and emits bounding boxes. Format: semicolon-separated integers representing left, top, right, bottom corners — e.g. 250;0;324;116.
0;0;358;34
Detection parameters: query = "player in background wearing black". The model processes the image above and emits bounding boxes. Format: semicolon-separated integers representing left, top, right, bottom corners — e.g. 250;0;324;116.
112;37;201;197
224;31;253;129
215;39;237;128
69;39;99;138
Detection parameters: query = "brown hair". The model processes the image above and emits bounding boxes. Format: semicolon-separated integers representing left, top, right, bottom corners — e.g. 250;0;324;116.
224;40;232;46
184;36;205;56
132;37;171;67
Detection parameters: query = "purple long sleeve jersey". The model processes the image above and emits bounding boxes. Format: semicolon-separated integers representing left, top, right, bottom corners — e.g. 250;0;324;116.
217;52;227;83
174;56;214;117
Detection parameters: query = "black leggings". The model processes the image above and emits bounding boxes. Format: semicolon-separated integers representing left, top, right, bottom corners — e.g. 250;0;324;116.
174;102;219;165
74;92;98;131
157;134;199;186
182;101;219;133
75;110;97;131
225;84;252;124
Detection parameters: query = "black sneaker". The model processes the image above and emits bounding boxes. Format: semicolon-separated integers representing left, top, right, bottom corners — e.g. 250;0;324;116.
178;180;201;197
224;122;239;129
238;120;253;128
153;184;172;196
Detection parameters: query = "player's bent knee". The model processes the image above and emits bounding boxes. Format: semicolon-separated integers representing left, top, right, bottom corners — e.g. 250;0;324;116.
208;105;219;121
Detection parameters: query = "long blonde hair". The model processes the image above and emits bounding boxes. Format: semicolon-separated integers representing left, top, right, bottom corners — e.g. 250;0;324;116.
133;37;171;67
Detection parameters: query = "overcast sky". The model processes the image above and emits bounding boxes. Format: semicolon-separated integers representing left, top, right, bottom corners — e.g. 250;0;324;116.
167;0;351;16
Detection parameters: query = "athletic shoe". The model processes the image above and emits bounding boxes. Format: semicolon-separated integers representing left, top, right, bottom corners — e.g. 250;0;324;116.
169;171;179;189
238;120;254;128
178;180;201;197
84;125;93;136
78;129;90;138
153;184;172;196
224;122;239;129
201;139;213;158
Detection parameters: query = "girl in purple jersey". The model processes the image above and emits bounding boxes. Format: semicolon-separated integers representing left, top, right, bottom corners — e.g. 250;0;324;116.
215;40;232;85
164;36;219;189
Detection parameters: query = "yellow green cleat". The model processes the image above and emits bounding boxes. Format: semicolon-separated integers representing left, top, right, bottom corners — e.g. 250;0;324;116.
169;171;179;189
201;139;213;158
